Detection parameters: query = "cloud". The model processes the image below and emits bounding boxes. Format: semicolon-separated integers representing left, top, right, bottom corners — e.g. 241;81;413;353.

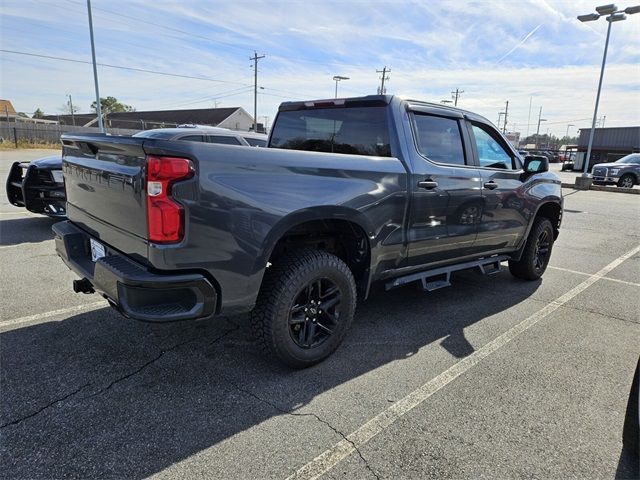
1;0;638;136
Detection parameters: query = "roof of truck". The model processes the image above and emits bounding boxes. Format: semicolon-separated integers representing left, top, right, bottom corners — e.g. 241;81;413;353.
278;94;489;123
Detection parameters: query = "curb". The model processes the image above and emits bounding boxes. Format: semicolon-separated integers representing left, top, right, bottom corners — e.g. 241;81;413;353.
561;182;640;195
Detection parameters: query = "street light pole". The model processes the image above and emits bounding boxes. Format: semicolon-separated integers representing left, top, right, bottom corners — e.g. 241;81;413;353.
87;0;104;133
333;76;349;98
565;123;574;139
582;16;613;176
576;4;639;182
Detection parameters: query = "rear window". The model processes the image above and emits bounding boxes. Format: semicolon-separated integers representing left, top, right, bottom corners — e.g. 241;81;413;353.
244;137;267;147
270;106;391;157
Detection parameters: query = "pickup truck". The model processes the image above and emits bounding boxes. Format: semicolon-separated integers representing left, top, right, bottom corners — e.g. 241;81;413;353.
53;95;562;368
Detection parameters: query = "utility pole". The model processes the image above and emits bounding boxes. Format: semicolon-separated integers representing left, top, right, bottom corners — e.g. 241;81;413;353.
602;115;606;128
87;0;104;133
250;51;265;132
67;94;75;126
536;107;543;137
376;66;390;94
451;88;464;106
525;96;532;139
503;100;509;133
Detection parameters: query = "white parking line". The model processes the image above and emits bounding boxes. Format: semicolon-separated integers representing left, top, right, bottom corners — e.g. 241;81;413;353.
548;265;640;287
286;244;640;480
0;301;107;329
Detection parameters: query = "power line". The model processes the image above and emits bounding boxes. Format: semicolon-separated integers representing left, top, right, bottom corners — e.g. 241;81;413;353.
62;0;255;54
0;49;252;86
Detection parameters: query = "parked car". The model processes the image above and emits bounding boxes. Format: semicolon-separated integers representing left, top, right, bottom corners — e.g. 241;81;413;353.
133;126;268;147
53;95;563;368
6;155;66;217
591;153;640;188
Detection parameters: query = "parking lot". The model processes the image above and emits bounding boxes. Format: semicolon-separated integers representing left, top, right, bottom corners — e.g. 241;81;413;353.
1;149;638;479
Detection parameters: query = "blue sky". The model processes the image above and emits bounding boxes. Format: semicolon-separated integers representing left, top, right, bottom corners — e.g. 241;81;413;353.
1;0;639;137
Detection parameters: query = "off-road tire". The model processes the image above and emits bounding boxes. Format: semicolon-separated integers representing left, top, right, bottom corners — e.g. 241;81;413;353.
509;217;554;281
250;248;357;368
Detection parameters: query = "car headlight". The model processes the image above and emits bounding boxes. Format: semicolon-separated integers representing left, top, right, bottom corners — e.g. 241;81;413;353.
51;170;64;183
609;168;620;176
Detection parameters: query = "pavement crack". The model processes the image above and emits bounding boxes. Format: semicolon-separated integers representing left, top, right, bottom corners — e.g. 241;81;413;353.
0;382;91;429
84;324;239;400
223;378;381;480
561;304;639;325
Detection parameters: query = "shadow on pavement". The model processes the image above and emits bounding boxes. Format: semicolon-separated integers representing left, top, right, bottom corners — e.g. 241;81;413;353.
0;216;59;246
1;271;542;478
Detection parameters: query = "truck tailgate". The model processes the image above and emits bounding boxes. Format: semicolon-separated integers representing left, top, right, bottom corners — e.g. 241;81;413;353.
61;135;149;261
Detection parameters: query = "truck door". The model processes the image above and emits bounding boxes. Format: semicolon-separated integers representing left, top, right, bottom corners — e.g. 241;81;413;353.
406;111;483;266
466;121;528;253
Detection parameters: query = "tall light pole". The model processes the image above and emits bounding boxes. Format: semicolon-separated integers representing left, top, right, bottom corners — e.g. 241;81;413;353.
565;123;575;139
577;4;639;181
333;76;349;98
87;0;104;133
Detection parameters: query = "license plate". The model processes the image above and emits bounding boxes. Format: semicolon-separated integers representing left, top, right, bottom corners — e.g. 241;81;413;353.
90;238;106;262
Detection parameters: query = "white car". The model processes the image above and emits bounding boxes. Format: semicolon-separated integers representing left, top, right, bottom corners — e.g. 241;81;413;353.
133;125;268;147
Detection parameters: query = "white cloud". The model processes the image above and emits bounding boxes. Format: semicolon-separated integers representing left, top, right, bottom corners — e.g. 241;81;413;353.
1;0;638;136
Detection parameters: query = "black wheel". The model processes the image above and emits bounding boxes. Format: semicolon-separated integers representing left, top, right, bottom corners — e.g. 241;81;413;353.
617;174;635;188
250;248;357;368
509;217;554;280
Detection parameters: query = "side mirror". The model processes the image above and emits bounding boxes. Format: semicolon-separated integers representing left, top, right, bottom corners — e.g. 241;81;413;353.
524;155;549;174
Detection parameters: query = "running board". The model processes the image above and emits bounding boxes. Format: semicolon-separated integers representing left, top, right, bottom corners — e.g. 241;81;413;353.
385;255;510;292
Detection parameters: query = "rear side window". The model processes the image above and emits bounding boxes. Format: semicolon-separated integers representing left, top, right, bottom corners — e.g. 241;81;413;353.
208;135;242;145
270;106;391;157
244;137;267;147
411;114;466;166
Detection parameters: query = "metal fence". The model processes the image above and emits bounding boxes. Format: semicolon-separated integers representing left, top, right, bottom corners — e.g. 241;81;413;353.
0;121;140;146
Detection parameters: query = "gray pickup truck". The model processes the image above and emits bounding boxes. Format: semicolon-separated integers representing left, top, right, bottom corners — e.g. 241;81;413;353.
53;95;562;367
592;153;640;188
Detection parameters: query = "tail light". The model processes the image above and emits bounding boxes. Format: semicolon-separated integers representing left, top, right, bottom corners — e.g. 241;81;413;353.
146;155;194;244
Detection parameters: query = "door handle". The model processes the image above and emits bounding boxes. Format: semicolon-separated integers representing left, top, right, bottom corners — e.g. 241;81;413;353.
483;181;498;190
418;180;438;190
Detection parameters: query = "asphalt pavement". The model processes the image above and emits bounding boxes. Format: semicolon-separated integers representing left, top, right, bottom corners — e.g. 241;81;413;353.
1;149;638;479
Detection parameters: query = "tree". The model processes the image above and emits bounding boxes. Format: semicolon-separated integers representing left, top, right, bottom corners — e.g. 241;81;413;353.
90;96;135;113
33;108;45;119
17;112;29;118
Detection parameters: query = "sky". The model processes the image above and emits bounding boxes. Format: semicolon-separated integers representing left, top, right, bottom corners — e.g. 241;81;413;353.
1;0;639;137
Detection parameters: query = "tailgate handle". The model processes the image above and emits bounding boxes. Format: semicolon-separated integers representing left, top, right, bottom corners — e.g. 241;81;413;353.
483;181;498;190
418;180;438;190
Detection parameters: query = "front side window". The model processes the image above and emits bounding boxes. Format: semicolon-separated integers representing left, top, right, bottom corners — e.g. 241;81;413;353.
471;124;515;170
270;106;391;157
411;114;466;166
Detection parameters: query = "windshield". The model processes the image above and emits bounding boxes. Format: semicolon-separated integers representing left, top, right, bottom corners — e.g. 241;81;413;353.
270;106;391;156
614;153;640;164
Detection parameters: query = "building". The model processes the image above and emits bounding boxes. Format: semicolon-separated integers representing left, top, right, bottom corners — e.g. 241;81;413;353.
574;126;640;171
505;131;520;147
44;106;261;132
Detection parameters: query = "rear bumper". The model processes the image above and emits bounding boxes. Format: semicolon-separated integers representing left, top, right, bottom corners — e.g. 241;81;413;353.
6;162;66;217
53;221;217;322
